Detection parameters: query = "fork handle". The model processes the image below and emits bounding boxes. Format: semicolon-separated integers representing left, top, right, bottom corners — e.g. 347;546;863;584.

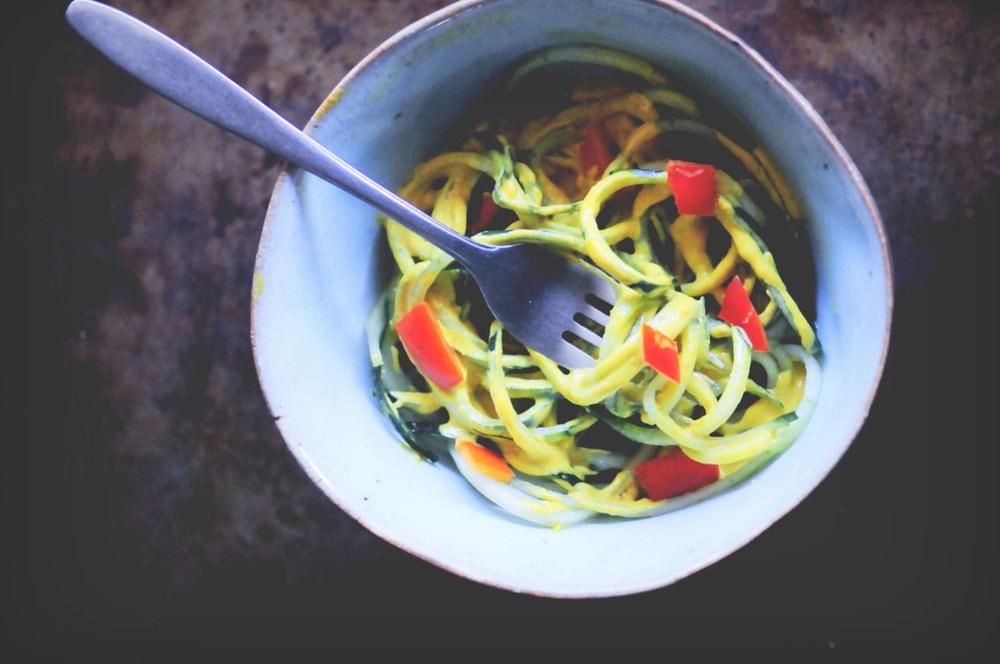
65;0;492;265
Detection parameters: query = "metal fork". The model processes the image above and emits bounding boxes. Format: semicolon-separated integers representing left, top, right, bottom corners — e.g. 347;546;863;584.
66;0;616;369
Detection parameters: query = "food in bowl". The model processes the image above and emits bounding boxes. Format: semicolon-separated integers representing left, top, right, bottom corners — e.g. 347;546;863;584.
368;45;822;527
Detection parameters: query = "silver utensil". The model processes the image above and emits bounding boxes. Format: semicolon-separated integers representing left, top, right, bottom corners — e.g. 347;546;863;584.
65;0;617;369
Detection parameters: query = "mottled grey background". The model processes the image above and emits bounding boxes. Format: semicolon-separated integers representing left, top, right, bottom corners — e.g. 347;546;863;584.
12;0;997;658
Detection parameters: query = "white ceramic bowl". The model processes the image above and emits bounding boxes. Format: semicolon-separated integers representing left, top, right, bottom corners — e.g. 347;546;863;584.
251;0;892;597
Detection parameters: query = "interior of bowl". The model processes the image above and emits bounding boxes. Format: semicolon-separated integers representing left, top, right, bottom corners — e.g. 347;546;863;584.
251;0;892;598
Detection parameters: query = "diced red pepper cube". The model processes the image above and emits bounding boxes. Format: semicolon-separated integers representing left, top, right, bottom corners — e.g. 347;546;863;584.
633;448;720;501
396;301;465;390
718;276;769;352
642;323;681;383
667;160;717;216
579;121;614;184
455;438;514;483
469;191;501;235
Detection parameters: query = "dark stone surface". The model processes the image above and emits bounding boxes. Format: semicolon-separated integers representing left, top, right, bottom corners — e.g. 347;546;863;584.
12;0;997;658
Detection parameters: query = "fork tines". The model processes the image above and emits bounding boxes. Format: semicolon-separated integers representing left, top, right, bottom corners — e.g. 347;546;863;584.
561;286;615;362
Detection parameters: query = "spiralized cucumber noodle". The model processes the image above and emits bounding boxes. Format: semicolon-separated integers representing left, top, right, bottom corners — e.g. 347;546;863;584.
366;45;822;528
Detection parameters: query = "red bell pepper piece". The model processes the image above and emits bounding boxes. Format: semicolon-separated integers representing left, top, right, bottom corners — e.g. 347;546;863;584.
396;301;465;390
469;191;501;235
718;276;769;352
642;323;680;383
666;160;717;216
455;438;514;483
633;447;720;501
579;121;614;184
